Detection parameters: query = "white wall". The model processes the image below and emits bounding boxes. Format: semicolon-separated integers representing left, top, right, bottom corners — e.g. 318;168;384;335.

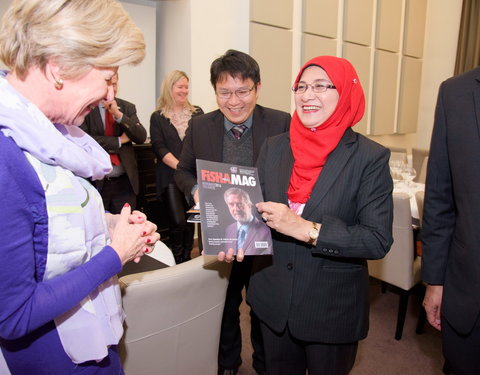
415;0;463;149
119;0;157;133
156;0;249;113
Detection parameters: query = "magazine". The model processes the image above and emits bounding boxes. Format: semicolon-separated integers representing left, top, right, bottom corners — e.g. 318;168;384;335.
196;159;273;256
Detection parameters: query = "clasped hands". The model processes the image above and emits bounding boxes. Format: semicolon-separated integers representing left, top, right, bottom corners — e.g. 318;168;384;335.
107;203;160;265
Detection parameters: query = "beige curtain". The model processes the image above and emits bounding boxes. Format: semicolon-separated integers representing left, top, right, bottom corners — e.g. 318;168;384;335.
455;0;480;75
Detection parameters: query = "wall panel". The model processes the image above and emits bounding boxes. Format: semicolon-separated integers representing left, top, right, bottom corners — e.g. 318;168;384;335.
403;0;427;58
303;0;338;38
250;23;293;112
343;42;371;134
343;0;374;46
303;34;338;61
371;50;398;135
376;0;402;52
397;57;422;133
250;0;293;28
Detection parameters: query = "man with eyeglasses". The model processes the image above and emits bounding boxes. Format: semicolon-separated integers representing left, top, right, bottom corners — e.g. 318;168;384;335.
175;49;290;375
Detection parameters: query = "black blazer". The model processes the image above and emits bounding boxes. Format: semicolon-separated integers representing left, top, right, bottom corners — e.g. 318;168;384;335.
174;105;291;200
150;106;203;196
80;97;146;195
247;129;393;343
422;67;480;335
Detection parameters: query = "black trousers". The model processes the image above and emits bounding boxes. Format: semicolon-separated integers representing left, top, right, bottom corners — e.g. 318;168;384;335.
260;322;357;375
164;183;194;263
218;257;264;372
99;174;136;214
442;313;480;375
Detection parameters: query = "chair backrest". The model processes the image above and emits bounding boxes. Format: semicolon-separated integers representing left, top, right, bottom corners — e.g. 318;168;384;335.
148;240;176;266
417;156;428;184
119;256;231;375
411;148;429;182
368;193;421;291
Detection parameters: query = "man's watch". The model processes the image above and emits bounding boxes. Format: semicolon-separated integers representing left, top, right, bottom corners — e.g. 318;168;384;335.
307;222;319;245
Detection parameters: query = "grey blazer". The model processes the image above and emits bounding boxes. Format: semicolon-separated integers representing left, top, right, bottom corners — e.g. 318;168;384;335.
247;128;393;343
80;97;146;194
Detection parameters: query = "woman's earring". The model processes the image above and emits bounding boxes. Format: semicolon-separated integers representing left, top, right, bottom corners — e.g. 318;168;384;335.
54;78;64;90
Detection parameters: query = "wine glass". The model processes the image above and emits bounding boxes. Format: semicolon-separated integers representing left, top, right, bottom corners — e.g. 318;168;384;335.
389;159;405;185
401;166;416;186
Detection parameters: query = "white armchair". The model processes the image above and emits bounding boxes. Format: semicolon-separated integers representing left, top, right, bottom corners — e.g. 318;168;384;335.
368;192;422;340
119;255;231;375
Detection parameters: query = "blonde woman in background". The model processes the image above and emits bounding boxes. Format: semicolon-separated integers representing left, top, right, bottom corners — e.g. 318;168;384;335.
0;0;160;373
150;71;204;263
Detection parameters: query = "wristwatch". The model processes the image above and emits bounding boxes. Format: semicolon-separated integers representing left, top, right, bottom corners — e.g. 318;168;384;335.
307;222;319;245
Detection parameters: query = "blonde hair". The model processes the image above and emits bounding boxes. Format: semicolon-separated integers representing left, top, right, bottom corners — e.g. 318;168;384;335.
0;0;145;79
156;70;196;117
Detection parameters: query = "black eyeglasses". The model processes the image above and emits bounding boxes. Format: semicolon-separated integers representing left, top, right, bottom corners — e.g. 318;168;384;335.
216;86;255;100
292;81;336;94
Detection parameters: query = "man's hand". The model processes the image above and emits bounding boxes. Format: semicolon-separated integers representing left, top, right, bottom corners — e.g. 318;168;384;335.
119;133;130;144
104;99;122;120
423;284;443;331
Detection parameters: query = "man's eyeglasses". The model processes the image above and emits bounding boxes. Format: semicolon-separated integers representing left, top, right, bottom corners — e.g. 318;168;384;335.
292;81;336;94
216;86;255;100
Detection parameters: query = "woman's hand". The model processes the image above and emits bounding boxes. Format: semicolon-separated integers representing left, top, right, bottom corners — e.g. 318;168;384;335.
256;201;316;243
109;204;160;265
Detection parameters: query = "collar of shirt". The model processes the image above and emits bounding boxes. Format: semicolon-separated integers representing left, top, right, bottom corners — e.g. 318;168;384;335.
224;114;253;133
236;216;254;231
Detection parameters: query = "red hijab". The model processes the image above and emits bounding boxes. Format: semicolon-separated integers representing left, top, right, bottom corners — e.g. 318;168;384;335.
288;56;365;203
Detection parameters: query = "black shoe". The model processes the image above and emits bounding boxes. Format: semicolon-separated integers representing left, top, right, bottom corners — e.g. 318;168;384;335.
218;367;238;375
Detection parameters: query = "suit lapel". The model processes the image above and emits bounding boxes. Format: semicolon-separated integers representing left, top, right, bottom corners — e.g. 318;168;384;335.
252;106;266;161
276;136;294;205
302;129;357;218
209;110;225;162
473;75;480;141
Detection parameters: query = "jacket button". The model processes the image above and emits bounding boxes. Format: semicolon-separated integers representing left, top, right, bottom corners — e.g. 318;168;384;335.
287;263;293;270
322;248;328;252
334;250;339;254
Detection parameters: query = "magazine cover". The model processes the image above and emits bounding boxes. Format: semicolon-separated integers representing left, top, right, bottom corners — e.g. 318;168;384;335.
196;159;273;256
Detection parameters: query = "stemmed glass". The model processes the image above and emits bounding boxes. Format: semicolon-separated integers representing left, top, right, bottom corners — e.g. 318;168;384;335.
401;166;416;186
389;159;405;185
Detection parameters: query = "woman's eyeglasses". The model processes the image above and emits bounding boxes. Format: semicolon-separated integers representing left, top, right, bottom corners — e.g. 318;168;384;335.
292;81;336;94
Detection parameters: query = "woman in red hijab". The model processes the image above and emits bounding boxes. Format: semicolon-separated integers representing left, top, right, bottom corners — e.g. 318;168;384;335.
245;56;394;374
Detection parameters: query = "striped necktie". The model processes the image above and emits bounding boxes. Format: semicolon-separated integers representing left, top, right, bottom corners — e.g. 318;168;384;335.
231;124;247;139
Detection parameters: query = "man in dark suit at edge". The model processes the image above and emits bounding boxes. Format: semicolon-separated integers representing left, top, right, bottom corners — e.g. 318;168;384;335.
175;49;291;375
81;72;146;213
422;67;480;375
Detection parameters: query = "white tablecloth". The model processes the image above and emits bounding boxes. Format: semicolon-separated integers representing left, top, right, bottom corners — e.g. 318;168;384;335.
393;182;425;220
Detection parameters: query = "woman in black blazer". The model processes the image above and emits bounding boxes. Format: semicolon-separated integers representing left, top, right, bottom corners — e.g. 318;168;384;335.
150;70;203;263
222;56;393;375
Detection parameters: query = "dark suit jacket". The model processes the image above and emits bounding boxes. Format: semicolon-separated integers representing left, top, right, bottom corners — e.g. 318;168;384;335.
80;97;146;195
225;216;272;255
174;105;291;200
150;106;203;196
422;67;480;335
247;129;393;344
